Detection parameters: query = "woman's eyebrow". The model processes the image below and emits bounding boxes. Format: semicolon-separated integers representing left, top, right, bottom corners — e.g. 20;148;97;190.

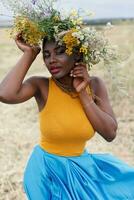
55;45;65;50
43;45;65;52
43;49;50;53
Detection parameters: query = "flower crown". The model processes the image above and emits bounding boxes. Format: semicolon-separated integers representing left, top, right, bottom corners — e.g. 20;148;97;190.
2;0;118;70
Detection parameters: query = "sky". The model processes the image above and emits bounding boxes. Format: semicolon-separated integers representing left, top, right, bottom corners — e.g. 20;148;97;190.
57;0;134;19
0;0;134;20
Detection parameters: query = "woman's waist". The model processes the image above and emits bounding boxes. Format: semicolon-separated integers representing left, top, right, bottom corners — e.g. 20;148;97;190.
39;139;87;156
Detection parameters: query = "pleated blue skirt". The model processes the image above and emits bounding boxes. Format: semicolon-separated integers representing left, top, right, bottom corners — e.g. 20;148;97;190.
23;145;134;200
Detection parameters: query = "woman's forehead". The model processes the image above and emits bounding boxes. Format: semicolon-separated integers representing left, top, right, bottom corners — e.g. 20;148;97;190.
43;41;65;51
43;40;56;50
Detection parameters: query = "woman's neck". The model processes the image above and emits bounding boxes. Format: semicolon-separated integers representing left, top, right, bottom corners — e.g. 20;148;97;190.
59;75;73;86
52;74;76;93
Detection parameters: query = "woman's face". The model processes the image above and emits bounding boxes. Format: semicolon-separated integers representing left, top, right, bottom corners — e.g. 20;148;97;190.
43;40;76;79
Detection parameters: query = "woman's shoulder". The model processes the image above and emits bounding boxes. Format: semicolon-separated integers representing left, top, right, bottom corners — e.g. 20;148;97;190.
27;75;49;83
90;75;106;89
27;76;50;111
26;75;49;97
90;76;108;97
27;75;49;89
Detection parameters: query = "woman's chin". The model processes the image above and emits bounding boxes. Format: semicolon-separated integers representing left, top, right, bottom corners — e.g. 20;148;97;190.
51;72;68;79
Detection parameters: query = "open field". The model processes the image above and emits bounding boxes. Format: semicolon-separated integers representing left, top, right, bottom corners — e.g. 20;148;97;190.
0;24;134;199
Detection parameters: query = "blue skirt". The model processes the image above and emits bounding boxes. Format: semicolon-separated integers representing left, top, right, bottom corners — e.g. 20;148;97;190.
23;145;134;200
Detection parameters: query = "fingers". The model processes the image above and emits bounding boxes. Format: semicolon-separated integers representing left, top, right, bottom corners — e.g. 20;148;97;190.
15;33;25;48
76;81;87;92
14;33;40;54
74;62;87;72
32;45;41;54
70;71;83;78
70;63;88;78
70;74;83;78
70;70;83;78
75;62;87;68
15;32;23;41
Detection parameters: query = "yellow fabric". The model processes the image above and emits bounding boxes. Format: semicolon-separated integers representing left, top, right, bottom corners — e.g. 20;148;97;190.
39;78;95;156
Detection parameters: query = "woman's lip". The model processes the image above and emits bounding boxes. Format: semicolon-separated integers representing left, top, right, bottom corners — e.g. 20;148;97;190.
50;67;61;74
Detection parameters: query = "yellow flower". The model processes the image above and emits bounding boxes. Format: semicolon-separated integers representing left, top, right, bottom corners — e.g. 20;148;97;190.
63;28;79;55
66;48;73;55
11;16;44;45
80;46;88;54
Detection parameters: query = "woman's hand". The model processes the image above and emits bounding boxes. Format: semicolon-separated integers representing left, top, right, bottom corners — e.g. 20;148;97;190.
70;62;90;93
15;33;41;56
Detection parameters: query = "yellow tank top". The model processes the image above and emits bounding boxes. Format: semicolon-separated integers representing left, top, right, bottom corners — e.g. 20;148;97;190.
39;78;95;156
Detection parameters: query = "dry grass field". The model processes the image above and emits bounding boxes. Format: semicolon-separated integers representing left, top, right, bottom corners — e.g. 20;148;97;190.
0;24;134;199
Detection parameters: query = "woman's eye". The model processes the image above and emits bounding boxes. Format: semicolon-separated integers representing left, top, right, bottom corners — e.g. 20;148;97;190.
44;52;50;58
56;47;65;54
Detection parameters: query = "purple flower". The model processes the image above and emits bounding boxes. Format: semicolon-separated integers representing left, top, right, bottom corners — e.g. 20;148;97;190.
31;0;37;5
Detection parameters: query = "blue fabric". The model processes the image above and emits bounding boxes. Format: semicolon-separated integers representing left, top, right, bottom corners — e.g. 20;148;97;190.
23;145;134;200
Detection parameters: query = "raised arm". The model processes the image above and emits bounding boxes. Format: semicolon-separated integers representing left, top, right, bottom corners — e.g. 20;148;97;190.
71;63;118;142
79;77;118;142
0;34;41;104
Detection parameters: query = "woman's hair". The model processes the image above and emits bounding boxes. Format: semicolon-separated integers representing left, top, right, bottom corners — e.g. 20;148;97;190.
42;36;55;51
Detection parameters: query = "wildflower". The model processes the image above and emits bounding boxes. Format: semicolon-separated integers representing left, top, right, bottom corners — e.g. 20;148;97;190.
11;16;44;45
76;17;83;25
80;46;88;54
70;9;78;17
3;0;118;70
63;29;79;55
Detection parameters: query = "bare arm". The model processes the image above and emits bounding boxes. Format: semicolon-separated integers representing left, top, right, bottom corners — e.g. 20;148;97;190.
79;77;118;142
0;34;41;104
71;62;117;142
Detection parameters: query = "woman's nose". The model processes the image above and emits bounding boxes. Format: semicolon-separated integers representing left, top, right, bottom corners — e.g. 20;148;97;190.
50;53;56;63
